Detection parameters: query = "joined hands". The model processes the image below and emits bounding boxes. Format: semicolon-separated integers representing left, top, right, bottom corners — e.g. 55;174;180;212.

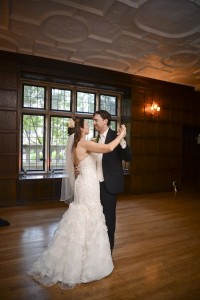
117;124;126;139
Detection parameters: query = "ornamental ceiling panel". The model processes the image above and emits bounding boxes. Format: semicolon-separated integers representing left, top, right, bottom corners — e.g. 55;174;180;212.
0;0;200;90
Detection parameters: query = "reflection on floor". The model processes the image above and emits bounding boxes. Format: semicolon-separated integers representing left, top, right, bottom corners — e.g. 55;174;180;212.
0;183;200;300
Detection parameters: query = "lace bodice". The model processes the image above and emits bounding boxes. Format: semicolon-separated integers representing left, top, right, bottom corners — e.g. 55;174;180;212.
77;153;97;175
74;153;99;206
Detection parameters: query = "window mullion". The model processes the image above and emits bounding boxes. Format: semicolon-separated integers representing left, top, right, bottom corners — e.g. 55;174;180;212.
71;90;76;114
46;87;51;173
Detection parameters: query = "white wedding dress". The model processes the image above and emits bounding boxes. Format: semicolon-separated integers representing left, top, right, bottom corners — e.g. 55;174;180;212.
28;153;113;289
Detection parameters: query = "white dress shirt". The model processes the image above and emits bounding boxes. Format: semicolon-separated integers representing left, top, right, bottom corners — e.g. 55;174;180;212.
96;130;108;182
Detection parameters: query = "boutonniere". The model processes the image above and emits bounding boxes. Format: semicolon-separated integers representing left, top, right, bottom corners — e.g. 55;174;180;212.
91;136;99;143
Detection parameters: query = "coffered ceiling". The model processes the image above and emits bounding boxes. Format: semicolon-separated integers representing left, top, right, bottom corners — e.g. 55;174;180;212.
0;0;200;90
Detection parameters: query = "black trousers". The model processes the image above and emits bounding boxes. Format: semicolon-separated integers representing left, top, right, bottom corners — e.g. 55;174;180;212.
100;181;117;252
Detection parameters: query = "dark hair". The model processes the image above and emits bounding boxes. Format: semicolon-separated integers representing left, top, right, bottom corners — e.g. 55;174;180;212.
68;117;84;147
93;110;111;126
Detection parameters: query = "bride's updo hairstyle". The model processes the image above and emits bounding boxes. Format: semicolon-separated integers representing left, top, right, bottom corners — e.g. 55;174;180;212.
68;117;84;147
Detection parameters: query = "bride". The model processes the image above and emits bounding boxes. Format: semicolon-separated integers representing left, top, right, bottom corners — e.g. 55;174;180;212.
28;116;126;289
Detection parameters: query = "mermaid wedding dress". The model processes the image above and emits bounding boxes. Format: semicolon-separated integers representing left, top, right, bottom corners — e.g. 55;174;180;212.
28;153;113;289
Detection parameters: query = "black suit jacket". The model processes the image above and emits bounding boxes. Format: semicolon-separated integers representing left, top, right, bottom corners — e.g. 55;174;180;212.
102;128;132;194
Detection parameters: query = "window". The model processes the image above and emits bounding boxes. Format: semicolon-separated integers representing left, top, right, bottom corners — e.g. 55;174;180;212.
50;116;68;171
76;91;95;113
51;88;71;111
22;114;45;171
100;94;117;115
23;85;45;109
20;83;122;174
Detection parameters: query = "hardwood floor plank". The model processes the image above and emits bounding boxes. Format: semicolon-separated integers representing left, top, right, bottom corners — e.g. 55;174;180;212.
0;186;200;299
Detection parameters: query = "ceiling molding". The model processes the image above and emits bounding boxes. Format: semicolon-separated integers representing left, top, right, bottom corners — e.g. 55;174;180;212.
0;0;199;91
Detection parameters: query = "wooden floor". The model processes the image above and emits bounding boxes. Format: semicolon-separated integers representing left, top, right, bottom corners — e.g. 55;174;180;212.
0;184;200;300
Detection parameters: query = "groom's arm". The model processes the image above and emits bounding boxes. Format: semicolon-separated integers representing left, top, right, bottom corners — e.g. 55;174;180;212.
119;142;132;161
110;129;132;162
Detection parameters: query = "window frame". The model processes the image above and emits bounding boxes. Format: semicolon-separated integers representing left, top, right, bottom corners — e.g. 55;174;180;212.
76;90;96;114
21;112;46;172
50;87;72;112
22;83;46;110
20;81;122;175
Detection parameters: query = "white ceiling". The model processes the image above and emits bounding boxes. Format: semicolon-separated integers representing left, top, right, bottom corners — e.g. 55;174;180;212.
1;0;200;91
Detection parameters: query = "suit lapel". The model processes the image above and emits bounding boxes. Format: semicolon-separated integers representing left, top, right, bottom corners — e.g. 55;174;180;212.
105;128;112;144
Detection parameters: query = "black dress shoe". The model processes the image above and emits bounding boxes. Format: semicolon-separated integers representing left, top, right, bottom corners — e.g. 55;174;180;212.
0;218;10;227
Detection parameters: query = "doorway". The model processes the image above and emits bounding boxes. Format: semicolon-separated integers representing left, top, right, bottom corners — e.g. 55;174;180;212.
182;126;200;183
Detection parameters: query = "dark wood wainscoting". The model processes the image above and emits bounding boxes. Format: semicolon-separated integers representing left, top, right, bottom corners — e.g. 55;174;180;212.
19;177;62;203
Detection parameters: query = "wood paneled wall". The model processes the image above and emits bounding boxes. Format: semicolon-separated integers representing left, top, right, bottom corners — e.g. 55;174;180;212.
0;50;200;205
0;66;19;205
129;82;200;194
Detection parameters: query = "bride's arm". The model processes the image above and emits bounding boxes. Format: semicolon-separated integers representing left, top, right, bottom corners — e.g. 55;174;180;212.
82;125;126;154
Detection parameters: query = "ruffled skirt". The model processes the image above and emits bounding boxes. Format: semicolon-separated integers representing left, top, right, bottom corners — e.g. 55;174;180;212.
28;202;113;289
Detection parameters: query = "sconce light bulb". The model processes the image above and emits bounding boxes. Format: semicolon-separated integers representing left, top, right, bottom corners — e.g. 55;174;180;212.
150;101;160;117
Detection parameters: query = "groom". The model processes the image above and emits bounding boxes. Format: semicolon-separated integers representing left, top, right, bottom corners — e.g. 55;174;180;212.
93;110;132;252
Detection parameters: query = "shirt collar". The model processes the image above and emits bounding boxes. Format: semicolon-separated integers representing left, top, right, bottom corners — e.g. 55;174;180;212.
100;128;109;139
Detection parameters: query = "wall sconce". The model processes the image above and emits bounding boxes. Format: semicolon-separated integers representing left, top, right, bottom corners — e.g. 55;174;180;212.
150;101;160;118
